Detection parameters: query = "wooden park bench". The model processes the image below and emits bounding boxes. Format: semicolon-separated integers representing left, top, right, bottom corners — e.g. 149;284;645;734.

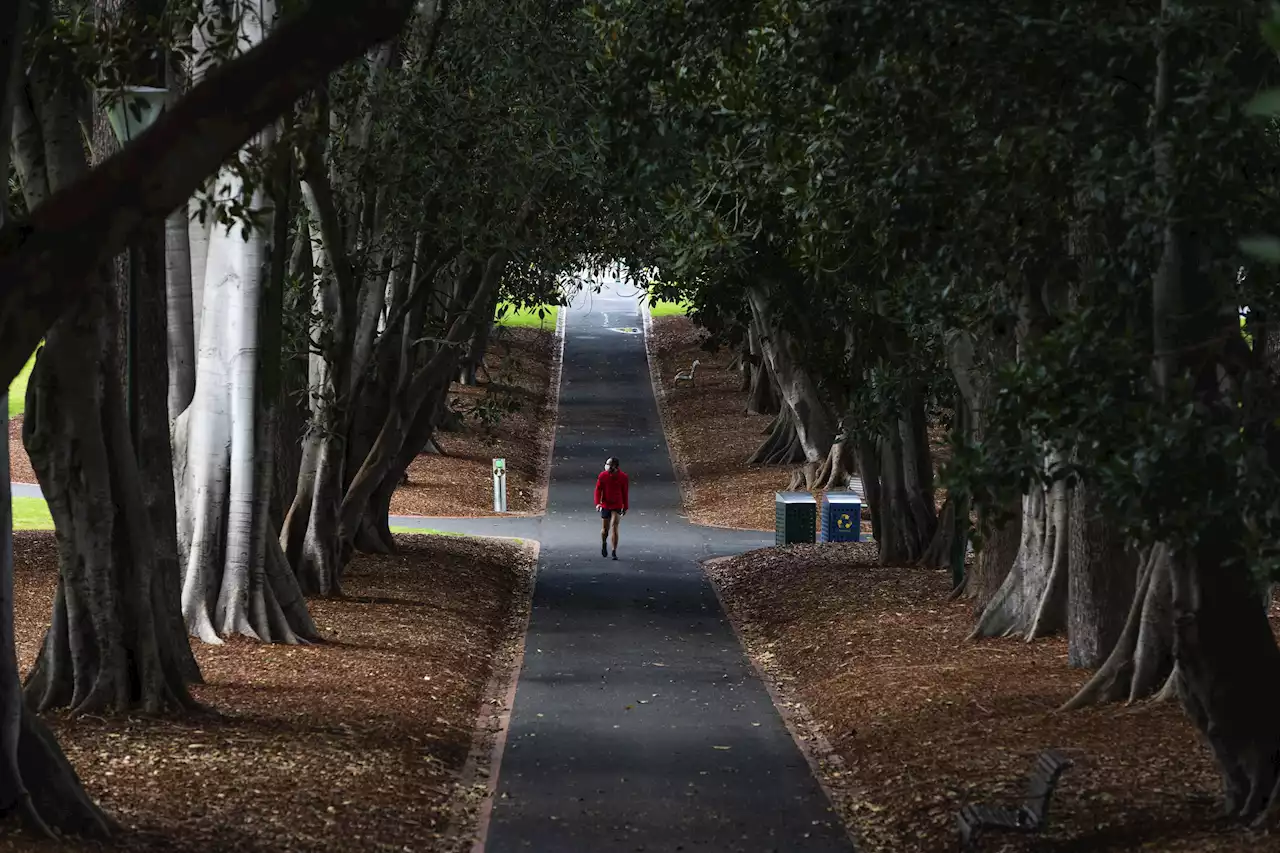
956;749;1074;850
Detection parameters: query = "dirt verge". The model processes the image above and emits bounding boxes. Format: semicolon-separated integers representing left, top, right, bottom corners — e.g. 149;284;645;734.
646;314;785;530
392;322;562;519
4;529;535;852
8;416;33;484
706;543;1277;853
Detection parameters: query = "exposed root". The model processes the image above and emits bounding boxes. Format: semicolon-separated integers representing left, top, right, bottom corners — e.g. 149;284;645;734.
748;409;805;466
1061;544;1174;711
918;498;956;569
969;475;1069;641
786;462;819;491
15;706;116;838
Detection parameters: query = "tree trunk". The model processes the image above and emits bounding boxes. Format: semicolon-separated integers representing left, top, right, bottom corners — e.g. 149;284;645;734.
1061;544;1176;709
3;396;111;837
174;2;315;644
166;207;196;422
130;217;204;686
871;410;937;565
270;224;311;527
459;297;498;386
0;17;116;830
965;504;1020;609
918;497;955;570
22;320;199;714
164;58;196;423
338;243;518;552
745;320;780;416
10;48;199;712
854;434;882;543
970;458;1069;640
1172;535;1280;824
898;396;937;542
746;288;835;462
1066;480;1136;669
1146;5;1280;822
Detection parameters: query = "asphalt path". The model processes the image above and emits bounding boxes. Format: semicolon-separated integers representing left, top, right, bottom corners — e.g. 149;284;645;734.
481;284;852;852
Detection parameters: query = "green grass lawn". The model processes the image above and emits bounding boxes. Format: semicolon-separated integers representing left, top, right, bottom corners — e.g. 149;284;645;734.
496;303;560;330
648;299;690;318
7;350;36;418
388;525;464;536
11;497;53;531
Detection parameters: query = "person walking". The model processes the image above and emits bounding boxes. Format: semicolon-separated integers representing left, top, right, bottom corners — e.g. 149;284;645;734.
594;457;629;559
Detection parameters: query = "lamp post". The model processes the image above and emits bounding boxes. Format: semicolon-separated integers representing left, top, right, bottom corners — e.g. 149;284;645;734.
102;86;168;451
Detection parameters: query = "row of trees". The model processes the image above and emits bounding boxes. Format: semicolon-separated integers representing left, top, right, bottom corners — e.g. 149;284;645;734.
588;0;1280;827
0;0;620;835
3;0;1279;839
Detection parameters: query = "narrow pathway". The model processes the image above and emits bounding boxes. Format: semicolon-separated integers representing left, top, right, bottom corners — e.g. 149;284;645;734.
482;285;852;852
8;284;854;850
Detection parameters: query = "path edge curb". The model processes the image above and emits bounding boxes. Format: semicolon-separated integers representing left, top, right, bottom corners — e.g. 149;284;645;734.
440;540;539;852
640;302;699;521
702;555;867;852
531;305;567;516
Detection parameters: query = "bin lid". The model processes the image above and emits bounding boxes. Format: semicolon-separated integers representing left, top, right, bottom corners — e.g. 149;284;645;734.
775;491;817;504
823;491;862;505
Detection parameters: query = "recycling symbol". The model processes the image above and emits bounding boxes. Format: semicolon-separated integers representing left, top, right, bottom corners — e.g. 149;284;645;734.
835;513;853;530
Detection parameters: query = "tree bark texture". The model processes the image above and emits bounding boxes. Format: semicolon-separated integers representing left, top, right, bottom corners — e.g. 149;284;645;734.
173;2;315;644
1066;480;1136;669
746;288;836;463
10;48;199;714
745;317;780;416
970;458;1069;640
0;14;116;828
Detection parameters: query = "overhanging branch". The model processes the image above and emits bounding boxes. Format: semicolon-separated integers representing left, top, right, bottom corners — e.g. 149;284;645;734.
0;0;417;388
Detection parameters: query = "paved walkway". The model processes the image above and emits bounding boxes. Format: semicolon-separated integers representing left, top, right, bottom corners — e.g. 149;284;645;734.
480;285;852;852
9;283;854;851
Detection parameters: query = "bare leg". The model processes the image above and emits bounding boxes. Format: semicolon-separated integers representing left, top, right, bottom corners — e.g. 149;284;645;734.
610;513;621;552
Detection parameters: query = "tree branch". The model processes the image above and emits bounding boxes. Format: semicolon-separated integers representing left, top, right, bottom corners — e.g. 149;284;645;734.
0;0;417;389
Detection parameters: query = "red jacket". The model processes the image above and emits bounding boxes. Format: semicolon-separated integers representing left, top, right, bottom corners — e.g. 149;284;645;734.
594;470;630;511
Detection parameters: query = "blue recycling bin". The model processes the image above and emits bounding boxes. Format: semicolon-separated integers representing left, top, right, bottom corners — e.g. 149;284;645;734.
819;491;862;542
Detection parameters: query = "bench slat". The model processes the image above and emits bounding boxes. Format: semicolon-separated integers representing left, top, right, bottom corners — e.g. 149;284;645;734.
956;749;1074;850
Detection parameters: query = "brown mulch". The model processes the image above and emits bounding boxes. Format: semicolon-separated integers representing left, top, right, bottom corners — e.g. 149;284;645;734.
8;416;34;484
392;326;559;518
707;544;1280;853
4;529;534;852
648;316;786;530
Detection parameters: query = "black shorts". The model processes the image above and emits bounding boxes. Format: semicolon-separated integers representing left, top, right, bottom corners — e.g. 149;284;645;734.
600;507;622;519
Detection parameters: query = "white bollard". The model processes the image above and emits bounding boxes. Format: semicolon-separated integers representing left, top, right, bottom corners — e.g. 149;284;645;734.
493;458;507;513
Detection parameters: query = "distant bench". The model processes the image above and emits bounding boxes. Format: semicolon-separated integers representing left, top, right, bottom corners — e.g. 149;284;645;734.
956;749;1074;850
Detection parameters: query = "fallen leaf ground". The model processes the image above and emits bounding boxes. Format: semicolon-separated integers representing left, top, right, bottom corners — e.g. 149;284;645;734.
2;530;534;852
707;544;1280;852
391;325;559;518
648;315;786;530
8;416;34;484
